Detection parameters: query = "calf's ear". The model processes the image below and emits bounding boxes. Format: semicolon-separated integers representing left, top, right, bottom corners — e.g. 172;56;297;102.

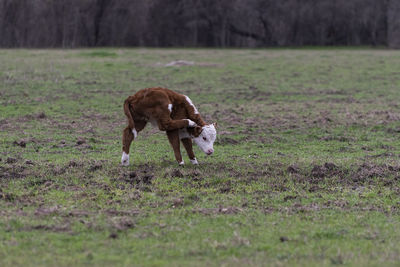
187;126;203;137
193;126;203;137
213;122;218;128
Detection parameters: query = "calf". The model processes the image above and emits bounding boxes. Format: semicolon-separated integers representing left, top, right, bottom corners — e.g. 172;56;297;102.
121;87;217;166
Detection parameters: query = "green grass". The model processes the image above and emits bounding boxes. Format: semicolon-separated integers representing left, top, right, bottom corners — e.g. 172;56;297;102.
1;48;400;266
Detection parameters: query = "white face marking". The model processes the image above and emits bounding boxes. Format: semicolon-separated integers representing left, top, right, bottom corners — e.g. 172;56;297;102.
184;95;199;114
190;158;198;165
186;119;197;127
132;129;137;139
193;124;217;155
121;151;129;166
168;104;173;113
179;160;185;165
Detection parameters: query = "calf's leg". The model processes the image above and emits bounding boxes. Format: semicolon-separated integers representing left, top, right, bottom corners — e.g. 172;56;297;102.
122;127;133;165
181;138;198;164
156;107;197;131
158;118;196;131
167;130;184;165
121;120;147;166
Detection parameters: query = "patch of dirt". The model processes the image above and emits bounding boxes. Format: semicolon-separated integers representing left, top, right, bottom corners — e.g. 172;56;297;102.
51;165;67;175
114;164;155;191
171;198;184;208
234;86;272;101
286;161;400;187
13;139;26;147
311;162;338;178
285;202;321;213
320;136;354;142
351;162;397;183
169;169;184;178
0;164;29;179
282;198;398;214
110;216;136;231
36;112;46;119
25;223;71;233
219;185;232;193
34;206;61;216
192;206;242;215
68;160;84;168
215;136;239;145
67;210;91;217
283;195;298;202
104;209;140;216
155;60;223;67
165;60;195;66
88;161;103;172
0;192;16;202
287;165;300;174
386;127;400;134
54;140;68;148
6;157;17;164
74;137;93;150
76;137;86;145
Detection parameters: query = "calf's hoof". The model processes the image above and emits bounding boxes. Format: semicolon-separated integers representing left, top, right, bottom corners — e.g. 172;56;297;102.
178;160;185;166
121;152;130;166
190;158;199;165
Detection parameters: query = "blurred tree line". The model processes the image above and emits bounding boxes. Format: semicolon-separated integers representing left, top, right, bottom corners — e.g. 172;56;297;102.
0;0;399;48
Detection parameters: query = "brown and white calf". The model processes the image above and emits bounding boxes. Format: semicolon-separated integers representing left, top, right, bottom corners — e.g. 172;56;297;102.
121;87;217;166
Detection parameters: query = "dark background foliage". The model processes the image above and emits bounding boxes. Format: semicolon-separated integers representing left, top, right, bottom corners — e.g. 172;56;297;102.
0;0;399;48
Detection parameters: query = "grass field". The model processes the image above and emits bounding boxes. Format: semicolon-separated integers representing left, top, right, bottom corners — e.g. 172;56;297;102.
1;48;400;266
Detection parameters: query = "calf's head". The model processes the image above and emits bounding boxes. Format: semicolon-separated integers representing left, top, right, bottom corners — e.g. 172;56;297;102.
190;123;217;155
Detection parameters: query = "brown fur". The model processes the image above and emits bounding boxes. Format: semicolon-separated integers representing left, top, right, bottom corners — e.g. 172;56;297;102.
122;87;209;163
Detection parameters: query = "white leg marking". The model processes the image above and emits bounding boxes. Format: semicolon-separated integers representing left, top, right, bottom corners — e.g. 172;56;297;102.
168;104;173;113
184;95;199;114
132;129;137;139
190;158;198;165
179;160;185;166
121;151;130;166
186;119;196;127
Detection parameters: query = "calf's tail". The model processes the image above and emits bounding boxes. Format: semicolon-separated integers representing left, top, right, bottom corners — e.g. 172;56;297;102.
124;98;135;130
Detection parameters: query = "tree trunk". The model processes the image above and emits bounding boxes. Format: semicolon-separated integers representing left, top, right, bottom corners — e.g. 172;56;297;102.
388;0;400;48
